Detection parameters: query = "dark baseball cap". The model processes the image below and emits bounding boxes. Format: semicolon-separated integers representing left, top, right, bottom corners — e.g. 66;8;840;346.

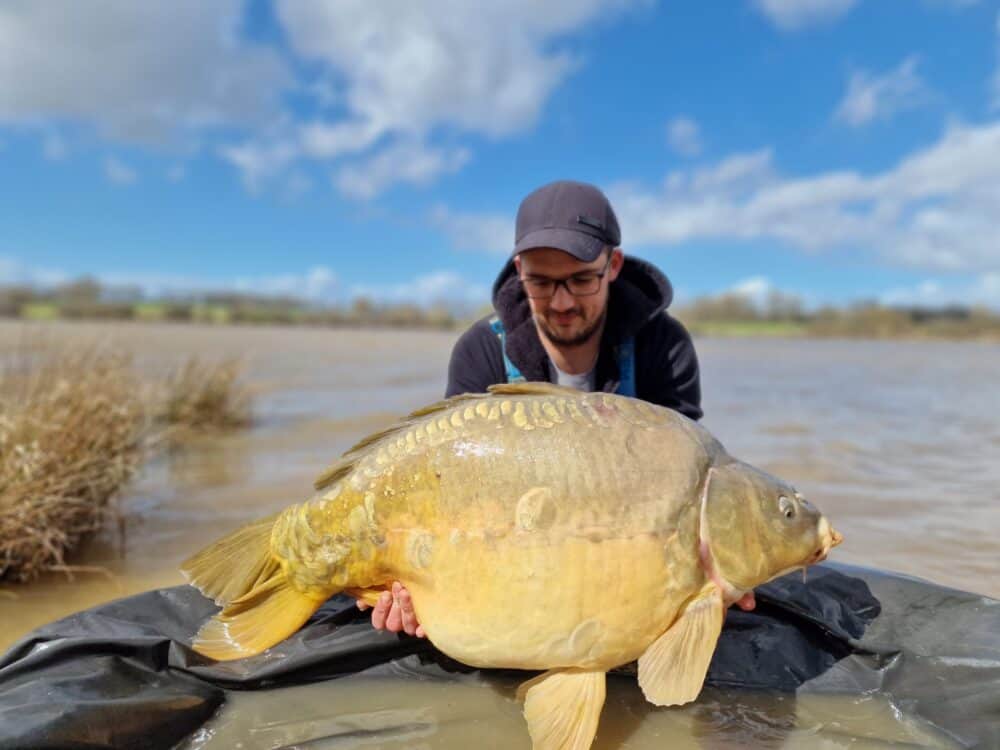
513;180;621;262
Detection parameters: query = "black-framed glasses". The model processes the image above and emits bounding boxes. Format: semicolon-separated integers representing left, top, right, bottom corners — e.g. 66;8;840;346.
519;257;612;299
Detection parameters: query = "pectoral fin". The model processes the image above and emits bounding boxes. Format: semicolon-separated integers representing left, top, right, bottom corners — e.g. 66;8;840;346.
517;668;606;750
637;584;724;706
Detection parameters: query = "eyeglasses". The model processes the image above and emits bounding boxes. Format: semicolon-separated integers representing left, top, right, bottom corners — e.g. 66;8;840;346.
519;257;612;299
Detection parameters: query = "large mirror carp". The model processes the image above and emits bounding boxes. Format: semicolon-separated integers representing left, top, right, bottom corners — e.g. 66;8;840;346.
183;382;841;750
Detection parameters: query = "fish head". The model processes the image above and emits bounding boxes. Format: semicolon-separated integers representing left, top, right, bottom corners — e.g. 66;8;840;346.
700;460;843;593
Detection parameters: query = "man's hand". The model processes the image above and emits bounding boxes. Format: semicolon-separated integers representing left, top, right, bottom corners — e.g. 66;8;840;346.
733;591;756;611
357;581;426;638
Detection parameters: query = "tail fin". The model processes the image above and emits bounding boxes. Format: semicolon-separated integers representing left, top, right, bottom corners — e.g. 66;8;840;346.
191;575;325;660
181;513;327;661
181;513;281;606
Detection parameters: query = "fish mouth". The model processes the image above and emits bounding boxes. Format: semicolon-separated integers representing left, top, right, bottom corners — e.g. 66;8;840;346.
808;521;843;565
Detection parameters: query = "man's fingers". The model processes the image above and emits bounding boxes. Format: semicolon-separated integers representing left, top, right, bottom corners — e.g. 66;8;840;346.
398;589;419;636
384;582;405;632
385;597;404;632
369;582;423;637
371;591;392;630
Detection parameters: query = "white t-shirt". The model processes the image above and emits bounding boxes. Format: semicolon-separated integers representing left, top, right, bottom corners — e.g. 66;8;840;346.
548;356;596;392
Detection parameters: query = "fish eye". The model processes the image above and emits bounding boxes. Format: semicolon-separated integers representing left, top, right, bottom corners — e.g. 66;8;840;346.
779;495;796;519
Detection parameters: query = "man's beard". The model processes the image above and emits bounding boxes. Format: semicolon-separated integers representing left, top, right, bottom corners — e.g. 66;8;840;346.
536;308;606;347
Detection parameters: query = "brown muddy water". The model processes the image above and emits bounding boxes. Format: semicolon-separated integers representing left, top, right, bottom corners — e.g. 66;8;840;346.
180;678;960;750
1;320;997;748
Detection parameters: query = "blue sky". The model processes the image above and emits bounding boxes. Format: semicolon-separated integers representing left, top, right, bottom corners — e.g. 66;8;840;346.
1;0;999;310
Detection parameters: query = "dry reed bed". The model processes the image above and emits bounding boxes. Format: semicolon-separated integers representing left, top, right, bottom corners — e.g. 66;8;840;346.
157;356;252;442
0;348;252;582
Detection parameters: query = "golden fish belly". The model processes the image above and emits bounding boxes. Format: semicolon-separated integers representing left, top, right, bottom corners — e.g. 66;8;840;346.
394;520;704;671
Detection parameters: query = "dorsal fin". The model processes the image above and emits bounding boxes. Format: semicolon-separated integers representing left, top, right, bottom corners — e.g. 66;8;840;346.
314;392;489;491
313;385;582;492
406;392;483;418
313;460;355;492
487;382;582;397
343;425;406;455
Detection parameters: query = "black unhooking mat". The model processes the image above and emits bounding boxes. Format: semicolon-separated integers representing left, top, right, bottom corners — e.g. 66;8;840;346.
0;562;998;749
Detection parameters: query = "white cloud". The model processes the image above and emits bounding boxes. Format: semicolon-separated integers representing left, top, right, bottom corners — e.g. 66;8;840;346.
219;141;298;193
0;255;344;303
756;0;977;30
334;140;470;200
0;254;488;309
1;0;642;194
302;266;337;299
299;120;382;160
881;279;942;306
0;255;70;287
729;276;775;306
881;273;1000;309
0;2;289;147
976;271;1000;299
104;157;136;186
270;0;640;194
835;56;927;127
233;265;339;301
89;266;340;302
751;0;858;30
351;270;490;308
63;266;343;303
688;149;776;194
666;116;702;157
430;206;513;255
608;120;1000;273
275;1;637;141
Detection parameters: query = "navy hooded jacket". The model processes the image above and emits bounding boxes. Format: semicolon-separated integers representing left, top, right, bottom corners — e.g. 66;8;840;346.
445;255;703;421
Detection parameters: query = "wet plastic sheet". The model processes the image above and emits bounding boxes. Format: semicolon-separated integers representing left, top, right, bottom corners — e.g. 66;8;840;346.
0;562;997;749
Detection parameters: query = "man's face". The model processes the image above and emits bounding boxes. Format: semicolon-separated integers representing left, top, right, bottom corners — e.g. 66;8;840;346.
514;247;624;347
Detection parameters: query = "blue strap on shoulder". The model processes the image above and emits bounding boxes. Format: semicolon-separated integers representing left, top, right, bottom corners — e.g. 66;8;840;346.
615;337;636;397
490;315;636;395
489;316;526;383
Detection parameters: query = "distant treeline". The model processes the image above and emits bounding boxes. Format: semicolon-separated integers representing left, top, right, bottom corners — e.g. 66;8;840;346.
673;290;1000;340
3;277;999;340
0;278;460;329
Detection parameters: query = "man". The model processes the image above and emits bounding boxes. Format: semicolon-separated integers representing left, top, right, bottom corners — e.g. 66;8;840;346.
445;179;701;416
362;180;753;636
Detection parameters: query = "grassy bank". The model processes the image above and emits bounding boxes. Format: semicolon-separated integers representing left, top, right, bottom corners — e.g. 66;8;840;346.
0;347;253;583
